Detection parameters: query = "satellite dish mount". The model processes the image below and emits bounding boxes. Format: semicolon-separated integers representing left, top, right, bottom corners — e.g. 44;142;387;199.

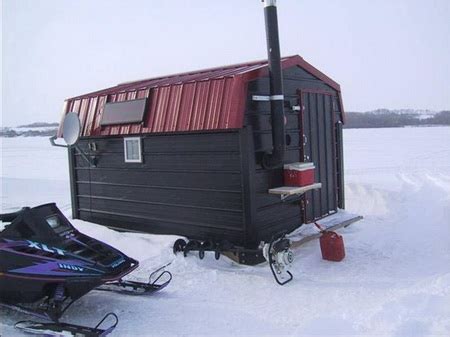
49;112;97;167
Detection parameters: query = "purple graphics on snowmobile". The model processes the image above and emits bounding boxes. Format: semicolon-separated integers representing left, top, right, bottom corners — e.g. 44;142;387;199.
0;203;171;336
0;203;139;303
1;238;124;277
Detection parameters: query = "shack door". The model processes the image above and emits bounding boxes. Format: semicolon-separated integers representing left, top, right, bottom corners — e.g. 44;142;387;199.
299;90;338;222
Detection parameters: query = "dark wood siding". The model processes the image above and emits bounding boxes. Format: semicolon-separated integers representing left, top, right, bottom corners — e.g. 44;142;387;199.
302;92;338;221
244;65;342;241
70;131;247;244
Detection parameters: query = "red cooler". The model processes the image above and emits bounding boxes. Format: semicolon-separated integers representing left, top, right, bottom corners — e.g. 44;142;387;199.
283;162;315;187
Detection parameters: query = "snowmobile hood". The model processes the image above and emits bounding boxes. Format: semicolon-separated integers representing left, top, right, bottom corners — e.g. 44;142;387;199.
0;203;138;281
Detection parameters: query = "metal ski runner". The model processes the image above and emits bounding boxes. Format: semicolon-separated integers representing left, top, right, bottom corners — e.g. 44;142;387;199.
96;265;172;295
14;313;118;337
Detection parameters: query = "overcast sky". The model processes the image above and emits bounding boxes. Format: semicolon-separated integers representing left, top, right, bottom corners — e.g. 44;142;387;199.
2;0;449;126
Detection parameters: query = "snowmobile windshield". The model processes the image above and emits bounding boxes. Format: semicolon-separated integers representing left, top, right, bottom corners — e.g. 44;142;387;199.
0;203;75;240
45;214;71;234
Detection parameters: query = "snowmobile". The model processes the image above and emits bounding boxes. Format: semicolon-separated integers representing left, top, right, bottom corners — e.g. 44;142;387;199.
0;203;172;336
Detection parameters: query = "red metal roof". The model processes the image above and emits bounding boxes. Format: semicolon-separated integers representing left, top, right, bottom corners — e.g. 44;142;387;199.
58;55;342;137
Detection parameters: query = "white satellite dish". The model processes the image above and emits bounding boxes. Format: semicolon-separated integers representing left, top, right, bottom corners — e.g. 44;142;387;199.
50;112;96;166
62;112;81;146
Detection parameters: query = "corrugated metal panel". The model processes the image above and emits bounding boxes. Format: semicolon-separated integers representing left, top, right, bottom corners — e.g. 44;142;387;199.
205;79;225;129
94;96;108;135
59;55;343;137
191;81;210;130
177;82;196;131
151;86;171;133
164;84;183;132
83;96;98;137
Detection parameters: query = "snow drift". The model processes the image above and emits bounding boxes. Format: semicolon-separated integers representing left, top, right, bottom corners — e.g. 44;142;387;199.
1;126;449;336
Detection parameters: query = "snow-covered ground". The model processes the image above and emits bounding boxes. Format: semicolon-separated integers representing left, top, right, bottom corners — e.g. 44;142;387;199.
1;127;450;337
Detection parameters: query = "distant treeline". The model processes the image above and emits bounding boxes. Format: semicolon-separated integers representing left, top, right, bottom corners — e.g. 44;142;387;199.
344;110;450;129
1;121;59;137
17;122;59;128
2;111;450;137
0;128;57;137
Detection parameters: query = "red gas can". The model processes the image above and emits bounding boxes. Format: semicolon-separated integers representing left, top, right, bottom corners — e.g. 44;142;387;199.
319;231;345;262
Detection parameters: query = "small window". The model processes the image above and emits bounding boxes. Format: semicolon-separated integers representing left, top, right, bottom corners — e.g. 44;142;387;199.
124;137;142;163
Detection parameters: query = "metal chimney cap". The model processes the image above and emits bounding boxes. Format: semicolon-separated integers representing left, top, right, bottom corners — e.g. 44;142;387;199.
262;0;277;7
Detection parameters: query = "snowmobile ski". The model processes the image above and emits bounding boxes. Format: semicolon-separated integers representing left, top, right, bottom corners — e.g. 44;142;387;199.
14;312;118;337
0;302;59;322
96;266;172;295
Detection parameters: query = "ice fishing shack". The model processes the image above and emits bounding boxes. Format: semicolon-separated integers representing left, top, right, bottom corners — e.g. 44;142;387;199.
56;0;346;266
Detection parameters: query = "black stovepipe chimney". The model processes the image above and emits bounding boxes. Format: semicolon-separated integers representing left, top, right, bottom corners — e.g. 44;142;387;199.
262;0;285;169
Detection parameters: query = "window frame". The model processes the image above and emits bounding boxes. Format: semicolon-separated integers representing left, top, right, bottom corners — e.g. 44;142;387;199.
123;137;142;163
